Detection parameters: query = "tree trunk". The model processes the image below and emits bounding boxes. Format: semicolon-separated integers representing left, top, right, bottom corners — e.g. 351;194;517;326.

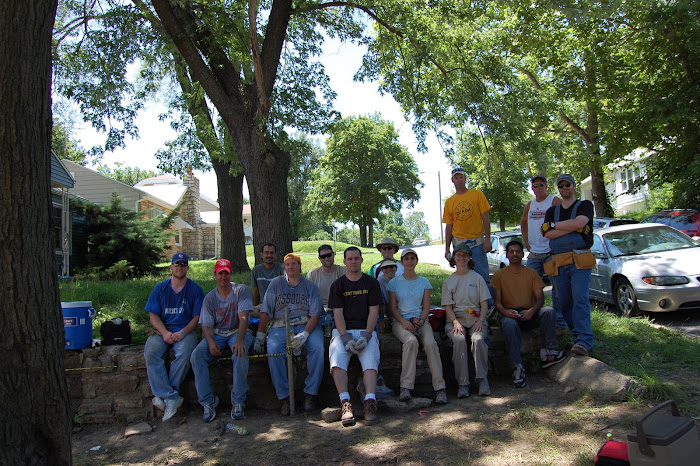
0;0;72;464
368;222;374;247
359;222;367;247
585;108;614;217
211;156;249;272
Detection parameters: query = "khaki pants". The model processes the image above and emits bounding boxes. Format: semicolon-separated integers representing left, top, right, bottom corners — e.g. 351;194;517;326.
445;320;489;385
391;321;446;391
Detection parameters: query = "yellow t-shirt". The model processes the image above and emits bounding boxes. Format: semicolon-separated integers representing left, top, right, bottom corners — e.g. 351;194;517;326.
442;190;491;239
490;266;545;309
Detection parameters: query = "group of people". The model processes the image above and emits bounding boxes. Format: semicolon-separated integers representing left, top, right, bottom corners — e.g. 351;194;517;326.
142;167;595;427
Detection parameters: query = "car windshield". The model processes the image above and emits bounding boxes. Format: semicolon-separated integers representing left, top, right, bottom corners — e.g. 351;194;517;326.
499;234;524;249
643;214;695;230
602;226;698;256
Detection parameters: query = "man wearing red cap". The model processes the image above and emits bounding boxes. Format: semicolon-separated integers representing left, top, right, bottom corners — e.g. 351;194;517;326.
190;259;254;422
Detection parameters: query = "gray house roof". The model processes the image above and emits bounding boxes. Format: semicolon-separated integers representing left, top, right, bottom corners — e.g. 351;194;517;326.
61;159;145;208
50;151;75;188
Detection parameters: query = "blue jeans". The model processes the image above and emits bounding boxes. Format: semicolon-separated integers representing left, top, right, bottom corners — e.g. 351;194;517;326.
266;325;324;399
554;264;594;351
498;306;558;368
526;255;565;328
190;331;254;405
144;332;197;400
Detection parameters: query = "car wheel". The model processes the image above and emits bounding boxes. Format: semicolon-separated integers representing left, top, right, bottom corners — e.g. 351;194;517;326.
614;277;639;317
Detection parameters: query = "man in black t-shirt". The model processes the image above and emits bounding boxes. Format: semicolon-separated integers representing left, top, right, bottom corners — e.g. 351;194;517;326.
328;247;383;427
542;174;595;356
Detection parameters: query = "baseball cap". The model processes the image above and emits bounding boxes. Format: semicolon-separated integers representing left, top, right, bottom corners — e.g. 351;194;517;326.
453;243;473;255
531;174;547;183
215;259;231;274
171;252;189;265
556;174;576;185
283;252;302;264
451;167;466;177
400;248;418;259
379;258;398;269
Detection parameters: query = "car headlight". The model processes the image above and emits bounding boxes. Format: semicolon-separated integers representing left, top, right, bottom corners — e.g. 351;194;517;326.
642;276;689;286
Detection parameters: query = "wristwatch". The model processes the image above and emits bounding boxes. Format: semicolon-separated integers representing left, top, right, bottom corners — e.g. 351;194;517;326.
548;221;556;230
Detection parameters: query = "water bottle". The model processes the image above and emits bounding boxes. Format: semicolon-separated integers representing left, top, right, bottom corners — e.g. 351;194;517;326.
226;423;250;435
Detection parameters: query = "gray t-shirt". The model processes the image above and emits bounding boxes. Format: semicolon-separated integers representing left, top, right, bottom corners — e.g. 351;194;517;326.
199;283;253;331
261;276;323;320
306;265;347;307
250;262;284;301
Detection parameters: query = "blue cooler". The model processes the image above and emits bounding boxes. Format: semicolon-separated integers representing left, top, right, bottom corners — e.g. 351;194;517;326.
62;301;95;350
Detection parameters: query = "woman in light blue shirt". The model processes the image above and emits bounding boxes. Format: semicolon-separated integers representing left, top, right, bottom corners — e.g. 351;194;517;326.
388;249;447;404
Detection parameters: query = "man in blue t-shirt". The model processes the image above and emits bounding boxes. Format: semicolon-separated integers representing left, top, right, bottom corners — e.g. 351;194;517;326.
144;253;205;422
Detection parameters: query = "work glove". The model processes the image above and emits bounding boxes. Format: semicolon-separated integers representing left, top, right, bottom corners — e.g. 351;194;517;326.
340;332;357;354
291;330;309;349
353;331;372;352
576;224;592;234
541;221;555;235
254;331;265;354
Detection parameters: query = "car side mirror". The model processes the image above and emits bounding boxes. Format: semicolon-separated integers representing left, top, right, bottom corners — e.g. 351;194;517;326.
593;251;606;259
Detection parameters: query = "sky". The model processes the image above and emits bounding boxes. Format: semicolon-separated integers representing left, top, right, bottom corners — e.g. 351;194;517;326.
75;37;455;240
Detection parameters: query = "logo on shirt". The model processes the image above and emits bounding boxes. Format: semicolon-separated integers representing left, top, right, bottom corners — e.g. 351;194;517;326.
454;201;474;221
342;289;368;297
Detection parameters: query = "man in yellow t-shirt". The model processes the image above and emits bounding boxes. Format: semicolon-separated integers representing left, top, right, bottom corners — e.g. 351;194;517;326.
442;167;492;299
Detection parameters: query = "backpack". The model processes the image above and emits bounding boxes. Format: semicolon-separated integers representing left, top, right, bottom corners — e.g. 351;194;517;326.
100;318;132;345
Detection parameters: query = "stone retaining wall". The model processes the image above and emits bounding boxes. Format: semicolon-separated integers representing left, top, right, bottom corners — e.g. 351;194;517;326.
64;327;543;424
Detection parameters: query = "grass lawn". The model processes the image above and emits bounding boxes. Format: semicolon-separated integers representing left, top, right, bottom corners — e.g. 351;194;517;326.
59;242;700;415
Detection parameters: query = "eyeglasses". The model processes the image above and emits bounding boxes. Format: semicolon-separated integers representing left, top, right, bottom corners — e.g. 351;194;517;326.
380;246;394;251
318;252;333;259
557;183;572;189
174;262;188;267
531;183;546;188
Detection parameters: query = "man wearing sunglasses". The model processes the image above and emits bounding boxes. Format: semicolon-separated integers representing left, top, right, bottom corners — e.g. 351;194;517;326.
520;175;566;334
144;252;205;421
542;174;595;357
307;245;346;308
368;237;404;279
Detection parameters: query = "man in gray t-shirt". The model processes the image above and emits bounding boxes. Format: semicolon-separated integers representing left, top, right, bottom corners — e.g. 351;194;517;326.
250;242;284;306
306;244;346;308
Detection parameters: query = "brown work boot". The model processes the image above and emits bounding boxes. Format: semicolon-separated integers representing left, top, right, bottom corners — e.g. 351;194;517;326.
280;397;290;416
363;399;378;425
341;399;355;427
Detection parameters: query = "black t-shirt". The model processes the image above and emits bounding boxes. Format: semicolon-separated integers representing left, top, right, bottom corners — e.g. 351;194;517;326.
328;274;383;330
544;200;594;248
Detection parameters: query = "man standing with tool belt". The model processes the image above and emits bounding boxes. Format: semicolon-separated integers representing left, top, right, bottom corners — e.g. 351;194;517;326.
190;259;254;423
521;175;567;335
542;174;595;356
257;253;324;415
328;247;383;426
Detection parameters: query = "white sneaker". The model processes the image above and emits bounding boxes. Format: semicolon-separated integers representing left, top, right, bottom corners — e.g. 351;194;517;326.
152;396;165;411
457;385;470;398
162;396;183;422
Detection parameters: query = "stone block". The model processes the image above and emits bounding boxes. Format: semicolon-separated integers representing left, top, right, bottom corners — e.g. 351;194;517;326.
125;422;153;437
114;396;145;409
83;413;115;424
118;348;146;372
546;355;644;401
95;373;139;393
78;401;112;414
64;352;84;370
321;407;342;423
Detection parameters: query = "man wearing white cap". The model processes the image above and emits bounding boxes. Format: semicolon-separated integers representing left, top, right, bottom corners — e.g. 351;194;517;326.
190;259;254;423
368;237;404;280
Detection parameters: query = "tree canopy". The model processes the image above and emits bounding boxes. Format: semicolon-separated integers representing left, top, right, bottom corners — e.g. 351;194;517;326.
308;115;421;246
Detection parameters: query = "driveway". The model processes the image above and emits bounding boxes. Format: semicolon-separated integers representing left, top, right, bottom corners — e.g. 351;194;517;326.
400;243;453;271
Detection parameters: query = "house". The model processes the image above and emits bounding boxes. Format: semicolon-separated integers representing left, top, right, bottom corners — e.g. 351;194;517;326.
579;149;650;215
50;152;75;276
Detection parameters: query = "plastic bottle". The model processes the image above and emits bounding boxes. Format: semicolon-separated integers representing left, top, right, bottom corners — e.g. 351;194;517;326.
226;423;250;435
606;432;613;442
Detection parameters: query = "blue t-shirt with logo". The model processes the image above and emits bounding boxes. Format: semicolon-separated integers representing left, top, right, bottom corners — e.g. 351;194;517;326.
145;278;205;332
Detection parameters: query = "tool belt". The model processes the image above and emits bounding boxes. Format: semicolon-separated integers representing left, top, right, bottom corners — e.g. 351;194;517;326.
543;249;595;277
271;315;310;328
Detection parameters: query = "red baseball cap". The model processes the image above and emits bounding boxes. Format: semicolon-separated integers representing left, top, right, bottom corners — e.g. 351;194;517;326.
215;259;232;274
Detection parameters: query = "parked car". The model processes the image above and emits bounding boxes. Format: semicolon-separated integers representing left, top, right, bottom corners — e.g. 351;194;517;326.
413;238;428;246
592;217;638;229
641;209;700;238
589;223;700;317
487;231;529;275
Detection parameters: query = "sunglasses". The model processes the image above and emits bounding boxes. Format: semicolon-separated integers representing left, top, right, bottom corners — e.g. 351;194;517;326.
380;246;395;251
557;182;572;189
319;252;333;259
174;262;188;267
531;183;546;188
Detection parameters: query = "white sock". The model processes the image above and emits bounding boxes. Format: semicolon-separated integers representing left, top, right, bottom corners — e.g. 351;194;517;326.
339;392;350;403
364;393;376;401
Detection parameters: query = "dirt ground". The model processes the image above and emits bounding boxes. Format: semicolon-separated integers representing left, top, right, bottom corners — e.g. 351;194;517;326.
72;373;657;466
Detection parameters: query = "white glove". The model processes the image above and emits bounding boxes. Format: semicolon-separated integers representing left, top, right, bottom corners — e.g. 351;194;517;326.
353;331;372;352
340;333;358;354
291;330;309;349
254;331;265;354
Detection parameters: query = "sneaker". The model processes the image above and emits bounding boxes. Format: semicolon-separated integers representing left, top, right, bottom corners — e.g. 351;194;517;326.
341;400;356;427
541;349;567;368
512;366;526;388
152;396;165;411
280;397;290;416
162;396;183;422
303;393;317;412
231;401;245;420
555;326;568;337
202;395;219;423
435;389;447;404
457;385;470;398
478;378;491;396
399;387;411;401
571;344;589;356
363;399;378;425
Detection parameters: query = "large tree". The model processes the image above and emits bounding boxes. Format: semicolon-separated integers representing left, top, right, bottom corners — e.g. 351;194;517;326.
1;0;72;464
308;115;422;246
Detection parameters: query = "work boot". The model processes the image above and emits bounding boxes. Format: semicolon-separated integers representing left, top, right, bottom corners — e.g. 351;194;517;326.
303;393;317;412
280;397;290;416
363;399;378;425
571;344;589;356
341;399;356;427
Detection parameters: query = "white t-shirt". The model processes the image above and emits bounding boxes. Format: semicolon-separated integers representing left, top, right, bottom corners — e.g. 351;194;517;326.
527;195;555;253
